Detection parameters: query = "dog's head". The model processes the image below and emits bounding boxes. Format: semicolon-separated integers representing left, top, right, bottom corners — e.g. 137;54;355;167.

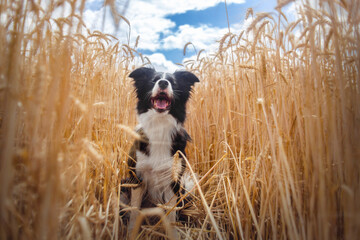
129;67;199;123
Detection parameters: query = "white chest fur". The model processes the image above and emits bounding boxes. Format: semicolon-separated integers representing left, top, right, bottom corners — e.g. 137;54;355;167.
136;109;180;202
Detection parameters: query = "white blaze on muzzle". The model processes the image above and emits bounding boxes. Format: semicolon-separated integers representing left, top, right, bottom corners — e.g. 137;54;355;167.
151;74;173;112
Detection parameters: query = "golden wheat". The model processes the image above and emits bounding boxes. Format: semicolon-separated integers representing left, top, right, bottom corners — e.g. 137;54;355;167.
0;0;359;239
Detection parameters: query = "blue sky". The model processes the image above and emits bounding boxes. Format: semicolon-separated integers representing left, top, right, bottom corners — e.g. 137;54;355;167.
83;0;285;71
157;0;278;63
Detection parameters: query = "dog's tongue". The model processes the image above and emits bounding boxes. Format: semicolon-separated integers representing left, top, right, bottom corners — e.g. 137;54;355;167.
155;99;168;109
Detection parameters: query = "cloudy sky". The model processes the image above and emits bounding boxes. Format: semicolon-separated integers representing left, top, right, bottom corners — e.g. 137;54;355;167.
82;0;288;71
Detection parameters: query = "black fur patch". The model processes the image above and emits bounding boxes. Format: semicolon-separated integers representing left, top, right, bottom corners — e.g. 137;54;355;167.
170;128;191;196
127;128;149;183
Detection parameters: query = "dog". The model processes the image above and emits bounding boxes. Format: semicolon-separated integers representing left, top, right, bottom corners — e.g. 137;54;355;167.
120;67;199;234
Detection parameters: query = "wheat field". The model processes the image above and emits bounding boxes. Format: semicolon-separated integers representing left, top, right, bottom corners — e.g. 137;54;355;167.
0;0;359;239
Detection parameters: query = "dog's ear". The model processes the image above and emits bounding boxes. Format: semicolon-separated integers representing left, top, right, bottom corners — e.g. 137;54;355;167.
173;71;199;87
129;67;155;82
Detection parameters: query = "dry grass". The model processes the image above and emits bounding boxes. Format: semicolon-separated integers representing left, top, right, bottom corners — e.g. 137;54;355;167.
1;0;359;239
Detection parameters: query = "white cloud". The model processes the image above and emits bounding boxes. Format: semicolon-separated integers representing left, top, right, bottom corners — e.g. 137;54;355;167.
162;24;228;52
83;7;120;37
282;1;302;22
83;0;247;51
144;53;179;72
135;0;246;15
81;0;250;72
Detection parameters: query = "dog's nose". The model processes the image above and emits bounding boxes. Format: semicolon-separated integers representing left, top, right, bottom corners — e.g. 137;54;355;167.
158;80;169;90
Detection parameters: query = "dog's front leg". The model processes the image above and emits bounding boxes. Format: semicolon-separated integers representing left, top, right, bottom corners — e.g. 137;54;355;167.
167;195;177;223
128;186;144;232
163;190;179;239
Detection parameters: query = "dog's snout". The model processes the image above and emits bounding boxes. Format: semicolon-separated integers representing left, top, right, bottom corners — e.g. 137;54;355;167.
158;80;169;90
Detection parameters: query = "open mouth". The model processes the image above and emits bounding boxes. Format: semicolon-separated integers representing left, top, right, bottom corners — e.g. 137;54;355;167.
151;92;171;112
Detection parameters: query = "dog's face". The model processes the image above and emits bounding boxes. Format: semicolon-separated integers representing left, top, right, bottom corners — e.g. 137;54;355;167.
150;72;174;113
129;67;199;123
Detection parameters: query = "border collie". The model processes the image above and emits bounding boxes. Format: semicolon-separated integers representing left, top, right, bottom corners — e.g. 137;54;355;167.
121;67;199;233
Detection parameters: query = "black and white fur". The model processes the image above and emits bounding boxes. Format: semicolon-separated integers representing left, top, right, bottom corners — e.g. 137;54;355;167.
121;67;199;232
